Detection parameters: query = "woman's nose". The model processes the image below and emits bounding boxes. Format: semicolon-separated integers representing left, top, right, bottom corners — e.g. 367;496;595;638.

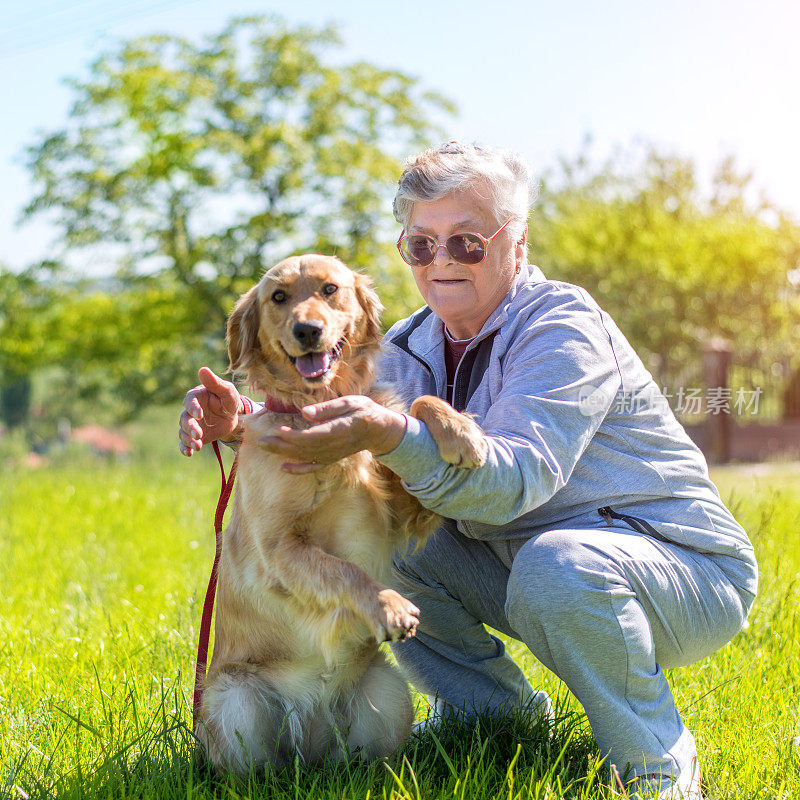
432;242;453;266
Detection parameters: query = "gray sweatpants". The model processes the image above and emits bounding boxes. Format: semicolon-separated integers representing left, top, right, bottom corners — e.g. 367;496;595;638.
390;521;754;781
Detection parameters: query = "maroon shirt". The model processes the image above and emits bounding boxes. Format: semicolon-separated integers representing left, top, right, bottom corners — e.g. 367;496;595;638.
444;331;474;405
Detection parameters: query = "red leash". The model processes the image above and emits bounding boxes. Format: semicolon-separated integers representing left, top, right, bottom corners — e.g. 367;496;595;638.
192;439;238;730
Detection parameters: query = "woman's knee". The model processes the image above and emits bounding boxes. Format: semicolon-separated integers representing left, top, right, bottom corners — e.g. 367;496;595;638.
505;530;611;625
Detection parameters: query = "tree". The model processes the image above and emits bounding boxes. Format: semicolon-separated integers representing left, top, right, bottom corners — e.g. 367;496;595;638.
22;16;451;383
0;267;57;428
0;265;207;421
530;144;800;393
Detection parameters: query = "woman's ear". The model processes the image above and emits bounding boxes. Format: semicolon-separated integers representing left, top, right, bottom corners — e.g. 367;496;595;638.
515;223;528;268
354;272;384;344
226;285;261;374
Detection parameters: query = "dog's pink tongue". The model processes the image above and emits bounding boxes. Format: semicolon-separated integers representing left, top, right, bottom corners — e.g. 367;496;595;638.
295;351;331;378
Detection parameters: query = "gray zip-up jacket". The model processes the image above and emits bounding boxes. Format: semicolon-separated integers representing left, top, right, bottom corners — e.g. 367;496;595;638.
376;264;758;601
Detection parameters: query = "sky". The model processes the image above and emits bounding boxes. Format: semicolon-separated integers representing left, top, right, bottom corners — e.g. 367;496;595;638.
1;0;799;271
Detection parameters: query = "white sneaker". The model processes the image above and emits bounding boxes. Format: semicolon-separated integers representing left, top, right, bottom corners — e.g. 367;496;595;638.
412;695;448;734
528;689;555;727
627;757;702;799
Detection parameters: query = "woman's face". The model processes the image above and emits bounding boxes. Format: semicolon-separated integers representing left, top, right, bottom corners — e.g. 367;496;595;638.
405;188;526;339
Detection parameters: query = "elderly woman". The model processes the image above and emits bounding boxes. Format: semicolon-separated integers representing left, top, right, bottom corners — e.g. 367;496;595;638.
179;142;757;799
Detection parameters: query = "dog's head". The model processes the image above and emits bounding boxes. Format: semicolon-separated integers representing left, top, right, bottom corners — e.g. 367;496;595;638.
226;255;383;402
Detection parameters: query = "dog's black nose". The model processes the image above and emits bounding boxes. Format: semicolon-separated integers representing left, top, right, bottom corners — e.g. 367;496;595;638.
292;321;324;345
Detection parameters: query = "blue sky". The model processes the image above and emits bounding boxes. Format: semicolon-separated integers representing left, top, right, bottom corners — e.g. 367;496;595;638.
2;0;799;271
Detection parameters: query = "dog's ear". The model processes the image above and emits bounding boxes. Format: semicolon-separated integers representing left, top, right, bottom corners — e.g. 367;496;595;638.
226;285;261;374
353;272;383;344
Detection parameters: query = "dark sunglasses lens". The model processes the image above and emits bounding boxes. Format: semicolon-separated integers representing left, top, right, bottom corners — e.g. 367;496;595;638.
404;235;436;266
447;233;485;265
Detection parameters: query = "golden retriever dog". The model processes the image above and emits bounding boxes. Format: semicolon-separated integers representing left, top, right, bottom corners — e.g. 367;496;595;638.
196;254;487;774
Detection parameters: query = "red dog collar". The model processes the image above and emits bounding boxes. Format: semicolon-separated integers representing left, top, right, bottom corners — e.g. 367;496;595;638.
262;395;302;414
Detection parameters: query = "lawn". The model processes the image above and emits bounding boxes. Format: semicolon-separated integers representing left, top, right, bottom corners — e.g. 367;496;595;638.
1;425;799;799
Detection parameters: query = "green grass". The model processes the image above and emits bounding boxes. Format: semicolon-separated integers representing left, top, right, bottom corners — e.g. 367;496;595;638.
1;437;799;799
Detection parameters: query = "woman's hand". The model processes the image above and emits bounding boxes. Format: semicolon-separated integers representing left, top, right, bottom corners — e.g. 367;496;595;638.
179;367;245;456
259;395;407;473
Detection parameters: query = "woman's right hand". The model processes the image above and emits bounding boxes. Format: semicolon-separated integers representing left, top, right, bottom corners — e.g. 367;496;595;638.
179;367;245;456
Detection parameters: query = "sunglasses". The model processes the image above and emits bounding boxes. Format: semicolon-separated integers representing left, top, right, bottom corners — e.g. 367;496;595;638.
397;218;513;267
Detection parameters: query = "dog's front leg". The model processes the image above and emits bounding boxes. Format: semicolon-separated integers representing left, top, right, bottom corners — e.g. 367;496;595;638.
268;527;420;642
410;395;488;469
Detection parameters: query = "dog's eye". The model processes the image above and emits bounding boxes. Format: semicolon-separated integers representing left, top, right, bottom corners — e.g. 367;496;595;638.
271;290;287;303
322;283;338;296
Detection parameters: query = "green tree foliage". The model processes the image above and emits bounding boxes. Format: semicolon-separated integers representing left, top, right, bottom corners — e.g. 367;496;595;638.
0;267;59;374
23;14;448;329
40;279;216;419
0;267;213;420
19;15;451;419
0;267;55;427
531;146;800;389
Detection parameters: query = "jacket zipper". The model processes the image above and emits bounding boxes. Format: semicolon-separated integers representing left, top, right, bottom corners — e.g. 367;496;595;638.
597;506;672;544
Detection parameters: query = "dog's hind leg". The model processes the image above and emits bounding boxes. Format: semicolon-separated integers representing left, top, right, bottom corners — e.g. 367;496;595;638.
338;650;414;760
197;666;299;775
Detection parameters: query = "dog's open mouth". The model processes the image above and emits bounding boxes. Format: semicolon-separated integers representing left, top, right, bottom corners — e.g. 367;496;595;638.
283;340;344;381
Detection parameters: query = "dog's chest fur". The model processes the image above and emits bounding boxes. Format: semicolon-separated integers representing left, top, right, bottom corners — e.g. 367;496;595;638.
236;410;396;568
212;410;401;677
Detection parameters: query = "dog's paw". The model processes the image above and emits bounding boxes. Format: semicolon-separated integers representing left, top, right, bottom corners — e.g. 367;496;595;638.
372;588;420;642
410;395;488;469
437;416;488;469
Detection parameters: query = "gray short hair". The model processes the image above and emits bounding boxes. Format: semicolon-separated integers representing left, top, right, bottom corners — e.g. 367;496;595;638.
392;141;536;242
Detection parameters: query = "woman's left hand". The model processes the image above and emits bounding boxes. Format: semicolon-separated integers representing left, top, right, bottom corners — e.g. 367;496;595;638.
258;395;407;473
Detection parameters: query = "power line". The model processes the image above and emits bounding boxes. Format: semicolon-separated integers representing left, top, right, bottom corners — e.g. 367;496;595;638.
0;0;191;61
3;0;110;35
